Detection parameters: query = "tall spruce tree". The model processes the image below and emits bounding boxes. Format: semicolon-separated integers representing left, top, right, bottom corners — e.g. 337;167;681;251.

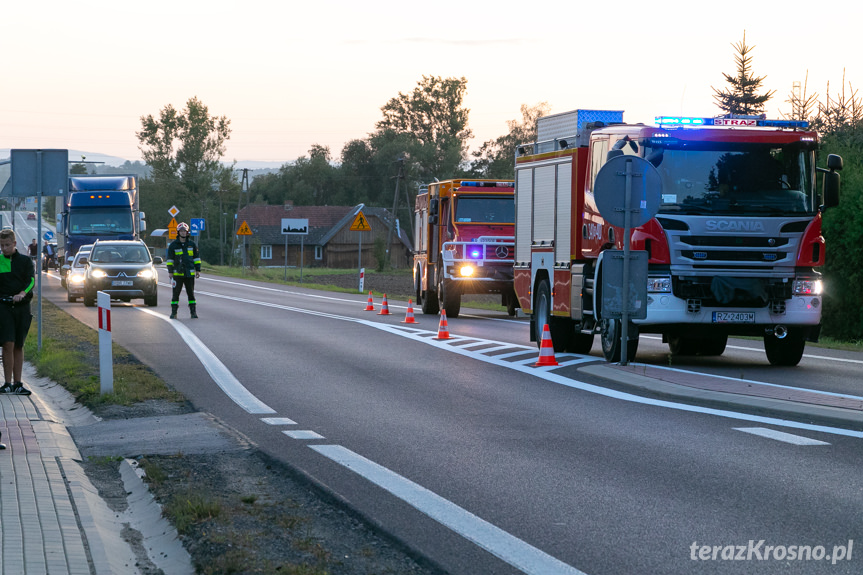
712;32;775;116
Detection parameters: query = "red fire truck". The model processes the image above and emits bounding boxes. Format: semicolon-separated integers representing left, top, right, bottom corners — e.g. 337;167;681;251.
413;179;517;318
514;109;842;365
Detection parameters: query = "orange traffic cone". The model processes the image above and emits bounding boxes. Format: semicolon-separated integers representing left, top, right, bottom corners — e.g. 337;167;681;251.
363;291;375;311
434;310;450;340
402;299;419;324
533;324;559;366
378;294;391;315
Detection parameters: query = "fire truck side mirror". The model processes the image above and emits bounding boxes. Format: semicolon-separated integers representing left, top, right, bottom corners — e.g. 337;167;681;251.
822;154;842;209
823;172;840;209
429;198;439;224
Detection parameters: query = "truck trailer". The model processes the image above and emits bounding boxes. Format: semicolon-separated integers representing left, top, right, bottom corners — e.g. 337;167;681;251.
413;179;517;318
514;109;842;366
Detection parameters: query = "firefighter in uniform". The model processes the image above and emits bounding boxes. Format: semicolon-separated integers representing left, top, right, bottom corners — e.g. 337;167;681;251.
166;222;201;319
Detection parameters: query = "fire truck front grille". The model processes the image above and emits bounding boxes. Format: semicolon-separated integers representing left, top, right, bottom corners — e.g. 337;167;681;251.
681;236;789;248
673;277;792;308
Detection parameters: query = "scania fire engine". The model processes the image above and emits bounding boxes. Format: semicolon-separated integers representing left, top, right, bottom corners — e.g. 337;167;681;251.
514;109;842;366
413;179;517;318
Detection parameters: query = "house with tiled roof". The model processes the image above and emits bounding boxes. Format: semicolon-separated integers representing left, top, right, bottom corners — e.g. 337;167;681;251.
236;201;413;269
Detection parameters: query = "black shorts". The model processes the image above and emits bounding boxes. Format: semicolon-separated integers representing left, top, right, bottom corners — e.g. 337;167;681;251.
0;302;32;347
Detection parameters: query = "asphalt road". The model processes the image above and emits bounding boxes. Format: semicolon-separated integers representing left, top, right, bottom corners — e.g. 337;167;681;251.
37;268;863;575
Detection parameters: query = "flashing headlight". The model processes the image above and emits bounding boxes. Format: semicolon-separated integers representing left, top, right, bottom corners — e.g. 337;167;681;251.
459;265;475;277
793;278;823;296
91;269;107;278
137;268;156;279
647;276;672;293
467;245;483;259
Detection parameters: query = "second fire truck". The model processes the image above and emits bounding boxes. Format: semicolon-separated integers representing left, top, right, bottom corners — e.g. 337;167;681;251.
414;179;517;318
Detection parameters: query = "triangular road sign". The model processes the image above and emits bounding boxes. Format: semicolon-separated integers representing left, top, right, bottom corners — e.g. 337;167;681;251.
237;220;253;236
350;211;371;232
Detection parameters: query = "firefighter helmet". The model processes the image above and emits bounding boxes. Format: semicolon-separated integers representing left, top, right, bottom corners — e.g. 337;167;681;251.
177;222;190;233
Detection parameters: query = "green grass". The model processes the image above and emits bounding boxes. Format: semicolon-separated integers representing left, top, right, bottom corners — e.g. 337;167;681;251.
24;300;185;408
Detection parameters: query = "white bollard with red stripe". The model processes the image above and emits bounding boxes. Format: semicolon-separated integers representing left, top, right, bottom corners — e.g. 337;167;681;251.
97;291;113;395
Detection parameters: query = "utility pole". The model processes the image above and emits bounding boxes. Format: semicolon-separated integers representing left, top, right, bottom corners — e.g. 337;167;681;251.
231;168;250;268
386;156;406;267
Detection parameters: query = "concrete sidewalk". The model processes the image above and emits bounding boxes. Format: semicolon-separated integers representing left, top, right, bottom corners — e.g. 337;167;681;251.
0;367;193;575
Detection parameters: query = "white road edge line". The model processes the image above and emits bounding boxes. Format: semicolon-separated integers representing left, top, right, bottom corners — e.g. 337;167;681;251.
733;427;831;445
136;308;276;415
311;444;587;575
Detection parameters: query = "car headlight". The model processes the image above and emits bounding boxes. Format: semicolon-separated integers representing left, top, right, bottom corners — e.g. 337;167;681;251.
70;274;86;284
91;270;107;279
137;268;156;279
459;265;475;277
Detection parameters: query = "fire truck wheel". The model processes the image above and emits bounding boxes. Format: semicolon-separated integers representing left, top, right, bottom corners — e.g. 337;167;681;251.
763;330;805;366
438;278;461;318
420;287;439;314
600;318;639;362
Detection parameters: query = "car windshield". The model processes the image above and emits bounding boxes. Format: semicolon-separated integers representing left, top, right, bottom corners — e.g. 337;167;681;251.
643;141;816;216
90;245;151;264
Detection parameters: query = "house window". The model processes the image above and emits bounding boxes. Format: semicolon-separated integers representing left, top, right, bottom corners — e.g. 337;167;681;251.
315;245;323;260
261;245;272;260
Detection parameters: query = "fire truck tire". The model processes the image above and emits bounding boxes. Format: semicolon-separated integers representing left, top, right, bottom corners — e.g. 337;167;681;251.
533;279;566;353
763;330;805;366
438;278;461;318
600;318;639;362
420;288;439;315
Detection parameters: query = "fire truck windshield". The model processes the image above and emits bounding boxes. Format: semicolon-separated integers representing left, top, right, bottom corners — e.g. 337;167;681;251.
645;142;816;216
69;209;134;234
454;196;515;223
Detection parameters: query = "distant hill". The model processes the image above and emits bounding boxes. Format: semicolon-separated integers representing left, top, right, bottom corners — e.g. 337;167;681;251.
1;149;289;180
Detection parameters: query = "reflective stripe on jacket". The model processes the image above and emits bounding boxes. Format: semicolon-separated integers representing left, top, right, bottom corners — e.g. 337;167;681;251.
166;239;201;277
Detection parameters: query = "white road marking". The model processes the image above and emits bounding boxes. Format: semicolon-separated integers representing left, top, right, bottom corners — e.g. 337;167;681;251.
261;417;297;425
311;445;587;575
283;430;325;440
136;308;276;415
178;289;863;440
734;427;830;445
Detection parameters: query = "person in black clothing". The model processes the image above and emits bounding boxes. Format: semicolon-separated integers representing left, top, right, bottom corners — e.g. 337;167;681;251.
28;238;38;259
167;222;202;319
0;229;35;395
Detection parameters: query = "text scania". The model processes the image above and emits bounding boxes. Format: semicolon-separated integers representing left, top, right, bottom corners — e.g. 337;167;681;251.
690;540;853;564
705;220;766;232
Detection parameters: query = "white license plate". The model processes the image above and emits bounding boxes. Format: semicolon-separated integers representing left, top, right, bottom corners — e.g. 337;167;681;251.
112;280;134;287
712;311;755;323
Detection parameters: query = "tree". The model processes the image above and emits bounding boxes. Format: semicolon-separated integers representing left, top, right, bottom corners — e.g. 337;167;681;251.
712;32;775;116
136;96;231;201
782;72;819;123
374;75;472;179
469;102;551;179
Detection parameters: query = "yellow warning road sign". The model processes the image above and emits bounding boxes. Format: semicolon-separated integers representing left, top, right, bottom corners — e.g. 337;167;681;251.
237;220;253;236
350;211;371;232
168;217;178;240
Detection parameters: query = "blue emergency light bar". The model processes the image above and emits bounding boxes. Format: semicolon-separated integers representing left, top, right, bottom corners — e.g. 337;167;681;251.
460;181;515;187
655;116;809;129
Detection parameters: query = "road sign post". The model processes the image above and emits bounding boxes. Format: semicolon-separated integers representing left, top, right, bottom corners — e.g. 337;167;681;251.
97;291;113;395
281;218;309;281
350;211;371;291
593;155;662;365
